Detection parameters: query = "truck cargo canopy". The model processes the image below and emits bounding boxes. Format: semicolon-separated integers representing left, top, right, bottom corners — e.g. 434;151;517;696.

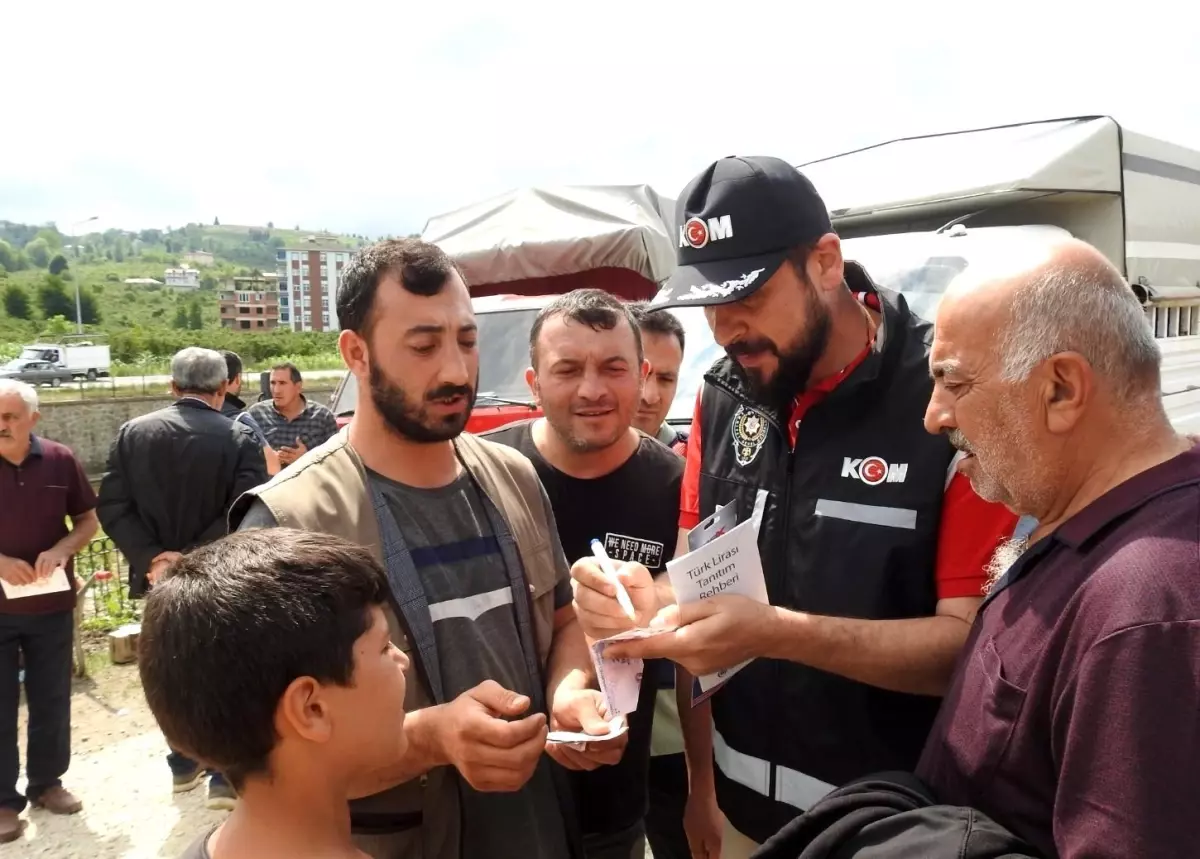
422;184;677;289
799;116;1200;293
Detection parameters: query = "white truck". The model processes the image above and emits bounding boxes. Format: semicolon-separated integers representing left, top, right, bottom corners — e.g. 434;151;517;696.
16;335;112;381
797;115;1200;433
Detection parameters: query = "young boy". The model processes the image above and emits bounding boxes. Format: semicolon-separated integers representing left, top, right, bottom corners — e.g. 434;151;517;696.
138;528;411;859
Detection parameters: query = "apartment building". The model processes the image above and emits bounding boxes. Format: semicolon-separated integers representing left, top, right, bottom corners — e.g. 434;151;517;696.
219;276;280;330
276;237;354;332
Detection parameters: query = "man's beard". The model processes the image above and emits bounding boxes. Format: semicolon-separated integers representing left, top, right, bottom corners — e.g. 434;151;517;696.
728;284;831;409
368;359;476;444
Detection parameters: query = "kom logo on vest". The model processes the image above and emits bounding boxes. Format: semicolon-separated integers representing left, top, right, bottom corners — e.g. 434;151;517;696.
841;456;908;486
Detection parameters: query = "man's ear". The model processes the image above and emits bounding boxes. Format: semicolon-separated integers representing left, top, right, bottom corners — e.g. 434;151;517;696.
809;233;846;295
1041;352;1092;435
340;330;368;379
276;675;334;745
524;367;539;404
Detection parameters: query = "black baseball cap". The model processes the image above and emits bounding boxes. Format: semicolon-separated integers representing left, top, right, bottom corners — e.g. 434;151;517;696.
651;156;834;309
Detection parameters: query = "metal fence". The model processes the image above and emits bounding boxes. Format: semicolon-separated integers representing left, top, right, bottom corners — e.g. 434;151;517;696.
71;536;135;677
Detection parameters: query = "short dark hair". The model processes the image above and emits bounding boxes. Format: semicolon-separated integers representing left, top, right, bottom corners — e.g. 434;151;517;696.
529;288;644;369
137;529;388;790
271;361;301;383
337;238;464;335
221;350;243;383
627;302;685;353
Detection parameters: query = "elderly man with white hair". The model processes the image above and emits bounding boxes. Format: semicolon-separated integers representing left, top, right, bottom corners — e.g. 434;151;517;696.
917;238;1199;859
97;346;268;810
0;379;98;843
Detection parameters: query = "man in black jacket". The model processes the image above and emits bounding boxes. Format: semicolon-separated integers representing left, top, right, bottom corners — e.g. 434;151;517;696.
220;350;278;475
97;346;267;810
571;157;1020;857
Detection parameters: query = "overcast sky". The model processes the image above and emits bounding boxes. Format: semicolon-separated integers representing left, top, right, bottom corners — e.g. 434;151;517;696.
3;0;1198;238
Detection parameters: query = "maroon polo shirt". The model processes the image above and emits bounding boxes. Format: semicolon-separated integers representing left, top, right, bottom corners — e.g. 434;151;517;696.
0;435;97;615
918;443;1200;859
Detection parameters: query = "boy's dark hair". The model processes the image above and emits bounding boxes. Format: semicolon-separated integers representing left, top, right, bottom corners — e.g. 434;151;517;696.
271;361;301;383
627;302;686;353
337;238;464;336
221;350;243;383
137;529;389;790
528;288;643;369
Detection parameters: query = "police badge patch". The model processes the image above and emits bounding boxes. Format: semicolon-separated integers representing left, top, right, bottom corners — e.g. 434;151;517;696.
730;405;768;467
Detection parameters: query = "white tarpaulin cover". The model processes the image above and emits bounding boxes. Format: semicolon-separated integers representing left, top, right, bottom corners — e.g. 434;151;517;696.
798;116;1123;218
422;185;677;286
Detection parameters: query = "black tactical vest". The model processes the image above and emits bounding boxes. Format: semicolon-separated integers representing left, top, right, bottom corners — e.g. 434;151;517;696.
696;266;959;843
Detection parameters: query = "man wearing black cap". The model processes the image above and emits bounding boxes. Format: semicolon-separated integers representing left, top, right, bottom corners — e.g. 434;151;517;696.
570;156;1020;857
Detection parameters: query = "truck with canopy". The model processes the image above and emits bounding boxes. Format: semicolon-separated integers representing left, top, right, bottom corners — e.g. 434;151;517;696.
803;115;1200;432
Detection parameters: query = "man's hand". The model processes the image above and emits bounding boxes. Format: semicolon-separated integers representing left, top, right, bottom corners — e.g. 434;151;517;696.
603;596;778;677
436;680;548;792
147;551;183;586
546;687;628;771
684;781;725;859
278;437;307;466
34;549;69;580
263;445;281;475
570;557;661;640
0;555;37;587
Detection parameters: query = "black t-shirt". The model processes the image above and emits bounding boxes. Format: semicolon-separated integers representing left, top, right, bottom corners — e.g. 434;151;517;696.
483;420;684;837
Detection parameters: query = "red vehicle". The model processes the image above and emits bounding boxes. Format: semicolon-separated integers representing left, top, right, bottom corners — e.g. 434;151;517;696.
329;292;722;433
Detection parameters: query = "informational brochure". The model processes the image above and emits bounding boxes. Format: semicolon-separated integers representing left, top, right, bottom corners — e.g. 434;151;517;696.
588;491;770;715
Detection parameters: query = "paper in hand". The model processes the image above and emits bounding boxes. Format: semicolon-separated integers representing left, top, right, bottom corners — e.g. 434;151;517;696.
667;490;770;705
0;566;71;600
589;627;672;718
547;715;628;746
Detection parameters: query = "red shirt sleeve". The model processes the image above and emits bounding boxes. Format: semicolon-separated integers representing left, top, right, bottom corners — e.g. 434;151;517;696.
934;470;1020;600
679;390;703;530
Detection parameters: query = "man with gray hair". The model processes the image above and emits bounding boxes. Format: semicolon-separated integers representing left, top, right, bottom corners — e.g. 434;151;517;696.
97;347;267;809
918;238;1199;859
0;379;97;842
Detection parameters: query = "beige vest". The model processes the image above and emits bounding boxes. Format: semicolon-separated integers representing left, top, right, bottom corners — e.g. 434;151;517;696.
231;427;562;859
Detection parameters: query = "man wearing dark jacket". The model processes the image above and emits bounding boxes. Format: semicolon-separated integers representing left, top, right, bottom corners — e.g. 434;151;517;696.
220;350;278;475
97;346;267;810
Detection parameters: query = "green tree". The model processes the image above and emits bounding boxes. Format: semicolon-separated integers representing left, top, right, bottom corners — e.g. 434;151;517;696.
35;228;63;250
79;289;100;325
49;254;69;276
43;315;72;339
267;221;274;229
213;216;220;226
114;244;125;262
38;275;74;318
24;237;51;268
187;299;203;330
174;304;190;329
0;240;20;272
2;284;30;319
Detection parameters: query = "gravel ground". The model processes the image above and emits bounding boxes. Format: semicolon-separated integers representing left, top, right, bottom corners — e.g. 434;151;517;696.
14;650;226;858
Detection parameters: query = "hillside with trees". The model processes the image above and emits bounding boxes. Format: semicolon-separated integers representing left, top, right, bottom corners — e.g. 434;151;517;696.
0;220;371;375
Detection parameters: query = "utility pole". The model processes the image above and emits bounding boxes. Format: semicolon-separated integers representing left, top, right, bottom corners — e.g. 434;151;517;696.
69;216;99;332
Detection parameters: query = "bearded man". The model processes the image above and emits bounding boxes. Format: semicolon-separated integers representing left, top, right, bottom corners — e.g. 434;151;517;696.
230;239;615;859
568;156;1022;858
